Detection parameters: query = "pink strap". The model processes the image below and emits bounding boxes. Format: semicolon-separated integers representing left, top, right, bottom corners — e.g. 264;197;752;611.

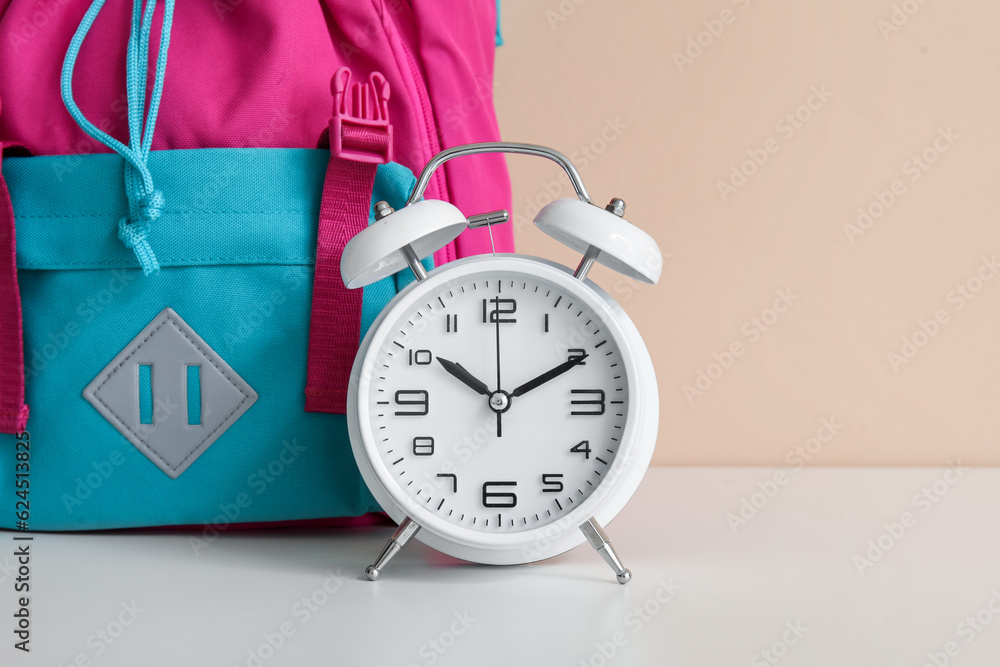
305;68;392;414
0;124;30;433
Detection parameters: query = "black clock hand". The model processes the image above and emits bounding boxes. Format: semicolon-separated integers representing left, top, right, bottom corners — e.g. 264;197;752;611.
494;286;503;438
436;357;491;396
510;354;589;398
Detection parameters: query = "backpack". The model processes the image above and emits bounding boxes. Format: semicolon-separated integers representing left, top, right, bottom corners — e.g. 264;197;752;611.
0;0;513;530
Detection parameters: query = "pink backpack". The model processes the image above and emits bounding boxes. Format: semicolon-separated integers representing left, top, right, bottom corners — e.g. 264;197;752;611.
0;0;514;530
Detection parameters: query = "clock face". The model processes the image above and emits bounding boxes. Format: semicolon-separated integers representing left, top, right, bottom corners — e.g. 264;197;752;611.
358;261;630;536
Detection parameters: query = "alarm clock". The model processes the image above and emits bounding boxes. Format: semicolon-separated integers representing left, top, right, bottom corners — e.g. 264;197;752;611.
341;143;661;584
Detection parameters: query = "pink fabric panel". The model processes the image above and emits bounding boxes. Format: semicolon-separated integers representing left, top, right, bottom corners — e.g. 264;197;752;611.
0;0;513;258
410;0;514;257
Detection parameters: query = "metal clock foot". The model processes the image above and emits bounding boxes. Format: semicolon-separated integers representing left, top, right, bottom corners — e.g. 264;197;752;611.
581;517;632;585
365;517;421;581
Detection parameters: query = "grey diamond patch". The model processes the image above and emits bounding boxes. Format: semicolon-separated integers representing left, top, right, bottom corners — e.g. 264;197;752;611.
83;307;258;479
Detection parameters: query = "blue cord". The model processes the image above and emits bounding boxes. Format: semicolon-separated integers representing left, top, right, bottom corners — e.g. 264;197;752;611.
60;0;175;276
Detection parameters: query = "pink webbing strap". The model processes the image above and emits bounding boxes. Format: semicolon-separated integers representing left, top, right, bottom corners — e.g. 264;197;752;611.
0;101;30;433
305;68;393;414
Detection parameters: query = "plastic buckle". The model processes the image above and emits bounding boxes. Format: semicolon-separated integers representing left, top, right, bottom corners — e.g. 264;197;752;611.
330;67;393;165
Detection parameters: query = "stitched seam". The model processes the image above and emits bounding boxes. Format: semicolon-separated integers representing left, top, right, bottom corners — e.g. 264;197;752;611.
15;210;311;219
92;313;251;472
20;257;314;268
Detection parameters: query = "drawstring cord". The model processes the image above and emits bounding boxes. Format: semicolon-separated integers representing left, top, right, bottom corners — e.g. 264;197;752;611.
60;0;175;276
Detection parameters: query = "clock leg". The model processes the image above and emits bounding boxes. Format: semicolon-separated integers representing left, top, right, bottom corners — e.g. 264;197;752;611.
365;517;421;581
581;517;632;585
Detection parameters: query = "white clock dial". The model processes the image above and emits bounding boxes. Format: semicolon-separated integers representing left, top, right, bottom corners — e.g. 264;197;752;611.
367;267;627;533
349;256;657;564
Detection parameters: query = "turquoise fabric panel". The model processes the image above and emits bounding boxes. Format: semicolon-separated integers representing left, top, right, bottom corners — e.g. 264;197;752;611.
6;149;331;270
0;150;421;530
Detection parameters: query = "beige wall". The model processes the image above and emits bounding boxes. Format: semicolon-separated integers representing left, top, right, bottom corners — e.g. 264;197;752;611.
493;0;1000;466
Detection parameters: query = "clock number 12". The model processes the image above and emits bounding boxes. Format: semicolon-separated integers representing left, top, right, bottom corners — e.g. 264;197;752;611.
483;298;517;324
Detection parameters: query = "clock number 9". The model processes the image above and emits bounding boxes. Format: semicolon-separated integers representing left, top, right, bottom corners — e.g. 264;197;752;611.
482;481;517;508
394;390;429;416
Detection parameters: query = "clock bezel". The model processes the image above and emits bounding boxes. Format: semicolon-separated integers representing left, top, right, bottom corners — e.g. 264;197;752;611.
347;254;658;565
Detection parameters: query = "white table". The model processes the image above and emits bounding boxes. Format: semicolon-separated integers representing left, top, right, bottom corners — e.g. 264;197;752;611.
6;466;999;666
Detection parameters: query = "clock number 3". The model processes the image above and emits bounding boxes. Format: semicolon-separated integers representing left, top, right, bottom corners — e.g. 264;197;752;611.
394;390;429;416
570;389;606;416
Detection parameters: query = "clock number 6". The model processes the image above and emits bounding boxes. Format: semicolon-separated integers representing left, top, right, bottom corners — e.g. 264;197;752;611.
482;481;517;508
394;390;429;416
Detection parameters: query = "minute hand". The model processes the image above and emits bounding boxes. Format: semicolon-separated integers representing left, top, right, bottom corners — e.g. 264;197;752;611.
510;354;589;398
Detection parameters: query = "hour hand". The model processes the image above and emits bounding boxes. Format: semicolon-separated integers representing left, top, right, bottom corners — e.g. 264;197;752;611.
436;357;491;396
511;354;589;398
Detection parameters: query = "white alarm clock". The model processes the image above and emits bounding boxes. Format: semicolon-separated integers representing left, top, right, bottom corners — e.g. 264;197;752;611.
342;143;661;584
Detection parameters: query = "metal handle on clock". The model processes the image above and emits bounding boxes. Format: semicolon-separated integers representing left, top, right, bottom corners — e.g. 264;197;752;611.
406;142;593;207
